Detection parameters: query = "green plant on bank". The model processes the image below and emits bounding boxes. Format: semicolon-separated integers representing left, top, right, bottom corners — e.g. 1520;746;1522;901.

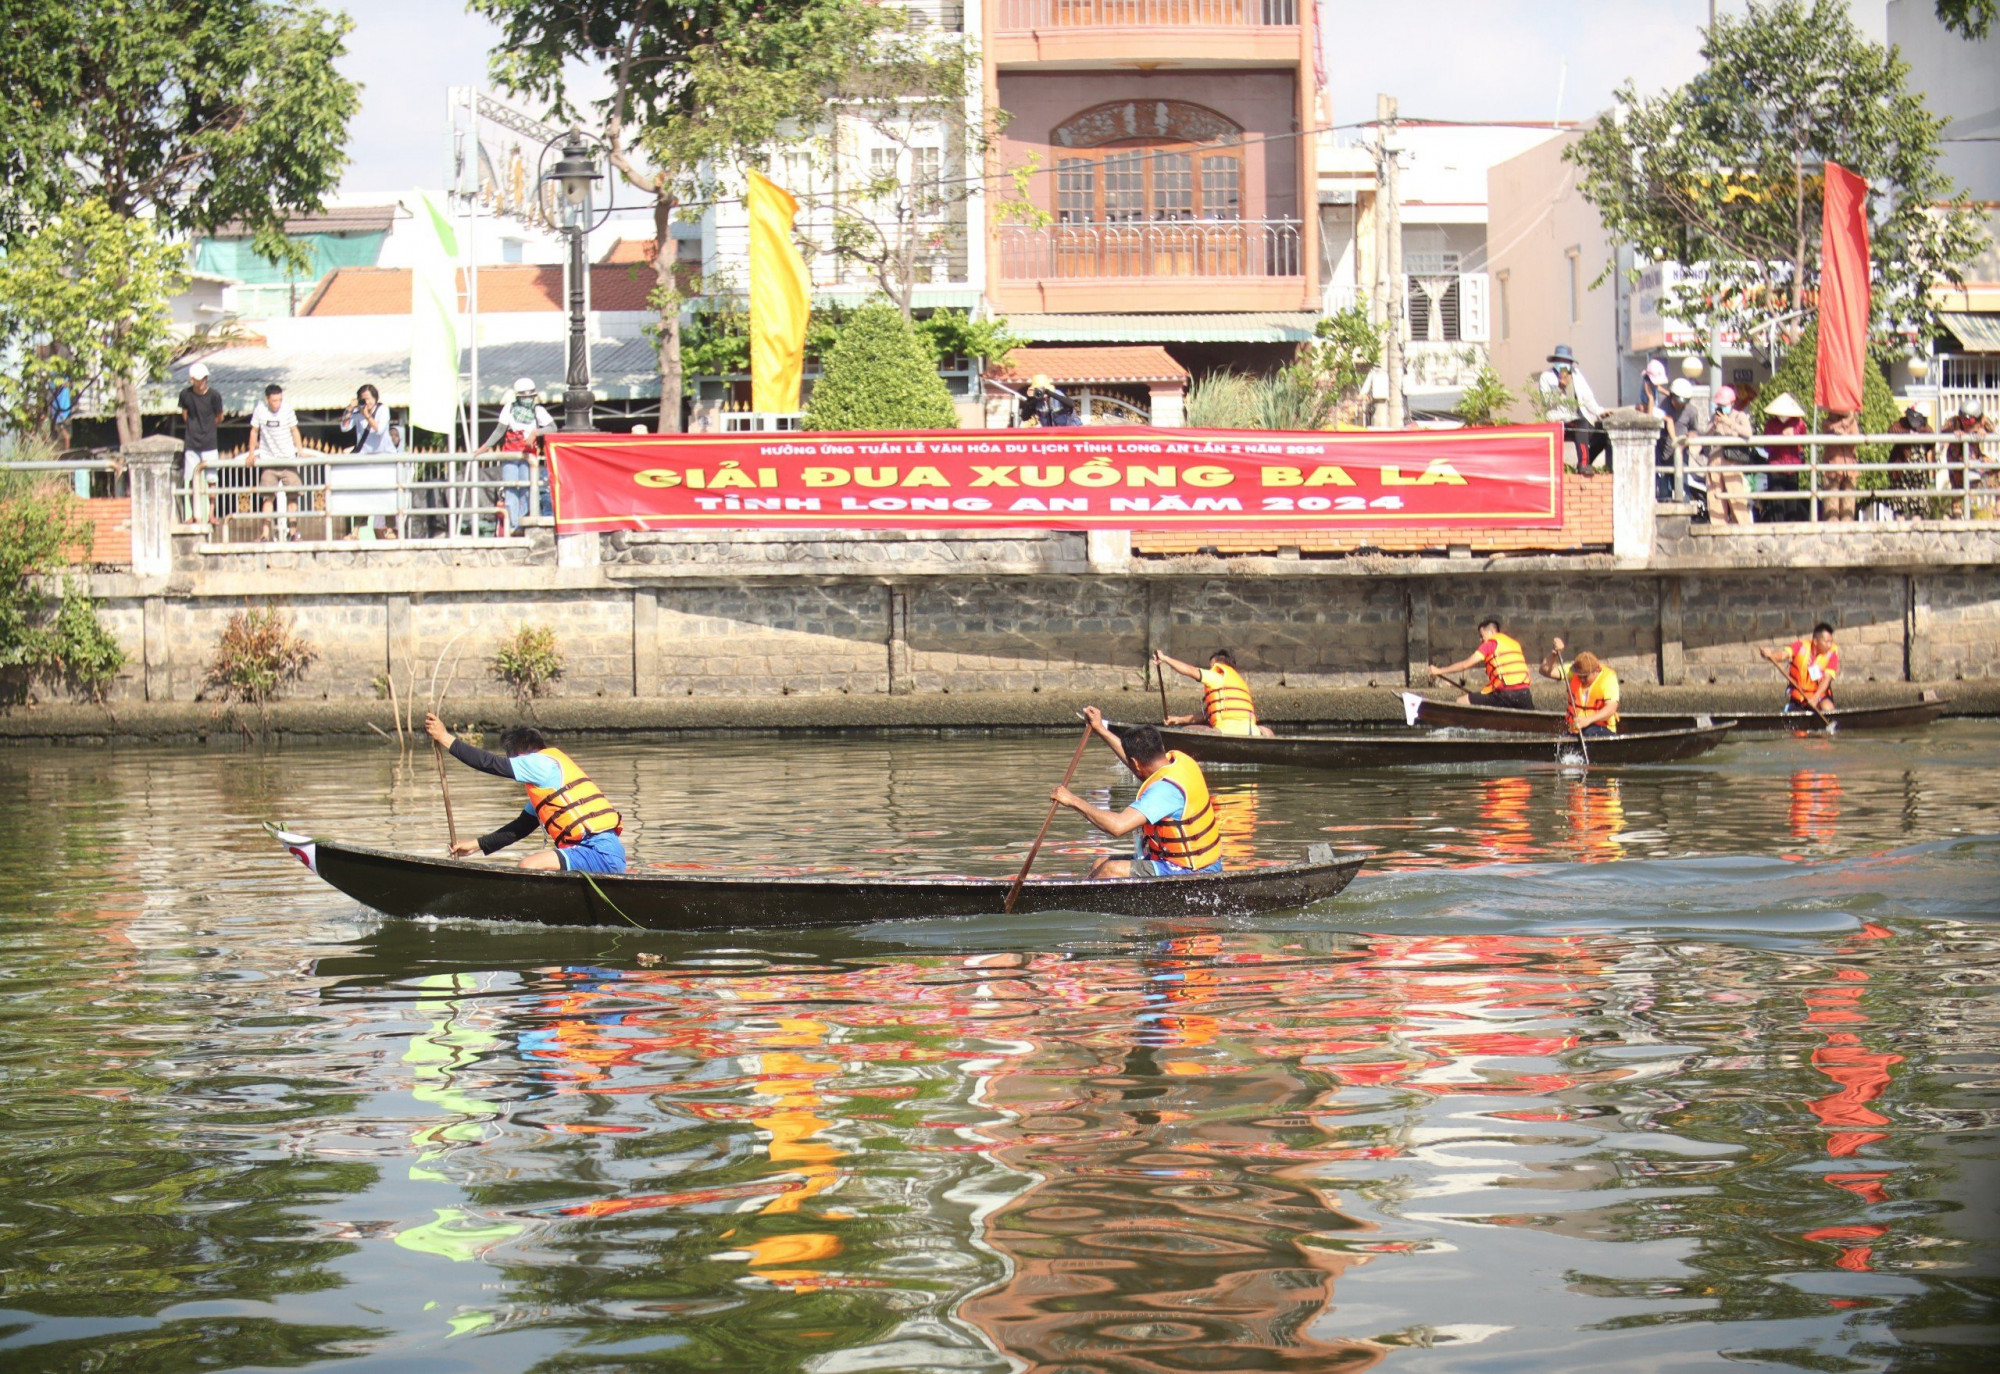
0;470;127;704
1456;366;1516;427
202;607;317;705
1184;371;1258;429
1252;367;1337;432
491;623;565;709
679;300;1018;392
1755;319;1898;492
1305;305;1385;406
804;302;959;430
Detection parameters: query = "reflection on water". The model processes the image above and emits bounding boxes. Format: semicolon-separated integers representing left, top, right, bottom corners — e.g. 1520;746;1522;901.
0;726;1997;1370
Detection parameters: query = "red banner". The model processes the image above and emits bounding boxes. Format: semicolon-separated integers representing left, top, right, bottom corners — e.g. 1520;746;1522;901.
546;425;1563;532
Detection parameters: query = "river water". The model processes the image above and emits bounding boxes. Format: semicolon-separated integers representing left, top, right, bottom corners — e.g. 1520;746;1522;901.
2;722;1997;1373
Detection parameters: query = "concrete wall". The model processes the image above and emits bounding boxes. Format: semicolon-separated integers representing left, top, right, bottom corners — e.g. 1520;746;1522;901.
1486;130;1622;407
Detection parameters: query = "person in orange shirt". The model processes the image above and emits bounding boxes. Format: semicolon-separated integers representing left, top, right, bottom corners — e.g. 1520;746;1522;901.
1430;616;1536;709
1759;622;1839;715
1156;648;1276;737
1540;637;1619;736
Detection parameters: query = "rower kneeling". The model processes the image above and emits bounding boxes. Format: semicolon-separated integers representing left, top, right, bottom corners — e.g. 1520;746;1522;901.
1156;648;1276;737
423;713;626;873
1759;621;1839;715
1430;615;1535;709
1540;637;1619;737
1052;707;1224;879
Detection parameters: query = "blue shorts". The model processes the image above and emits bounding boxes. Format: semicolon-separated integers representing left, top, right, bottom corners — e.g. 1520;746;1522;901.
1130;857;1224;879
557;831;626;874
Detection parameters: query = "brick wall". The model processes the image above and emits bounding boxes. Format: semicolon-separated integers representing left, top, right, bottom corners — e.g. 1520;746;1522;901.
74;497;132;567
1132;472;1613;557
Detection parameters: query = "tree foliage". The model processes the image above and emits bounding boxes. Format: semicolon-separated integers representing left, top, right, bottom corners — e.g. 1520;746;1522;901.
1455;366;1517;427
1934;0;1996;38
0;474;127;703
682;299;1016;383
1754;321;1898;474
0;201;188;441
0;0;357;262
475;0;892;430
1567;0;1984;347
803;303;959;430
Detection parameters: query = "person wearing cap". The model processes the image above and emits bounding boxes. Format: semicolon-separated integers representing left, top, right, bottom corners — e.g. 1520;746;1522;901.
1700;385;1756;525
1941;398;1993;514
476;378;555;532
1759;392;1809;522
177;363;226;524
1021;373;1080;427
1537;345;1606;473
1889;404;1937;516
1661;375;1710;503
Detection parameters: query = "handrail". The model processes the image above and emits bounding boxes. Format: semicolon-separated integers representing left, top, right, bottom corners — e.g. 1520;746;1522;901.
1656;429;1996;523
172;451;549;544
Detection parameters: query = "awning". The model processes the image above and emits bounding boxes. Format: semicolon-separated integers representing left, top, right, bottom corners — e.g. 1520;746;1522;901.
1940;310;2000;354
1007;313;1320;344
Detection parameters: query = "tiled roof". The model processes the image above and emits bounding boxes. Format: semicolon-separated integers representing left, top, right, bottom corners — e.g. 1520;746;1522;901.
301;263;660;316
599;237;658;264
992;345;1189;385
1009;312;1320;343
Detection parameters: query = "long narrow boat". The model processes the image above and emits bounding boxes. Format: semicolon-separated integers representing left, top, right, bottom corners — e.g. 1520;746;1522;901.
1123;721;1735;769
268;826;1364;929
1405;691;1949;736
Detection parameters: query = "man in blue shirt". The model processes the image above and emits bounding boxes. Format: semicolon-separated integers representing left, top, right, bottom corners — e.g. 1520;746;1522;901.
423;714;626;873
1052;707;1224;878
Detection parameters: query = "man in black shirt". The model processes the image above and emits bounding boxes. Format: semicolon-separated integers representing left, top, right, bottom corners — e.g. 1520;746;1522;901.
177;363;226;521
1021;374;1081;427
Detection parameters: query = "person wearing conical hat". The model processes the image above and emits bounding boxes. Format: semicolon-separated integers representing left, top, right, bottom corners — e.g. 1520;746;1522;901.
1761;392;1809;523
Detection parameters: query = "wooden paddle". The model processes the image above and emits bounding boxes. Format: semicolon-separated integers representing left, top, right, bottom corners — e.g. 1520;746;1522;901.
431;739;461;851
1155;652;1172;724
1005;721;1096;914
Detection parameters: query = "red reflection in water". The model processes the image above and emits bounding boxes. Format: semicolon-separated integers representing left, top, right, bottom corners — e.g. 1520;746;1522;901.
1789;769;1844;847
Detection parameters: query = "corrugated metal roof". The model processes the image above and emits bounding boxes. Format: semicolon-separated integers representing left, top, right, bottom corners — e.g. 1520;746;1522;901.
1008;312;1321;343
1940;310;2000;354
147;337;665;414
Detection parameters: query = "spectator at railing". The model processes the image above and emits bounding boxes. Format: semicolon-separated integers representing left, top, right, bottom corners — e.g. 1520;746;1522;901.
1700;386;1755;526
476;378;554;532
1760;393;1807;522
1539;345;1606;474
247;382;305;538
1888;405;1935;517
1821;409;1859;522
339;384;399;455
178;362;224;523
1942;399;1992;515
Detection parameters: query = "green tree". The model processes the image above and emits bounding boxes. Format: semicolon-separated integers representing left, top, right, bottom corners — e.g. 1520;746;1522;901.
1567;1;1985;348
1755;320;1898;482
804;303;958;430
475;0;891;430
0;0;358;441
1935;0;1996;38
0;473;127;703
0;201;187;443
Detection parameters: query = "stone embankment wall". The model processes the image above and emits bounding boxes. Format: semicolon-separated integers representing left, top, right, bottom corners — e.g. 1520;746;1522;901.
74;522;2000;711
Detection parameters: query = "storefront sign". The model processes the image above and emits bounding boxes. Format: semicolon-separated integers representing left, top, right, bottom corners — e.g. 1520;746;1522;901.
546;425;1564;532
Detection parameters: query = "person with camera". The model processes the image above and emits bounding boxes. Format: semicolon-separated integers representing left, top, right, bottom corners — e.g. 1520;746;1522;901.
1020;373;1082;427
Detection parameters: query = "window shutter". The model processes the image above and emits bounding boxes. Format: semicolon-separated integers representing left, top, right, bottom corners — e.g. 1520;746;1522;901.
1461;273;1489;343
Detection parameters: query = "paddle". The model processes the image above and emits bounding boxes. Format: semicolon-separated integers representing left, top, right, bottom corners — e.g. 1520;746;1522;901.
1005;721;1096;914
431;739;461;852
1155;651;1172;724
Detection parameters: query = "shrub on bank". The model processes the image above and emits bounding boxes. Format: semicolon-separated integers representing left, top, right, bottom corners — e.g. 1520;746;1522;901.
804;302;959;431
203;608;317;705
0;470;127;704
491;623;564;709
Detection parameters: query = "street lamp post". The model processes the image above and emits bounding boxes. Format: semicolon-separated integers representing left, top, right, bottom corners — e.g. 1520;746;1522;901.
546;131;605;432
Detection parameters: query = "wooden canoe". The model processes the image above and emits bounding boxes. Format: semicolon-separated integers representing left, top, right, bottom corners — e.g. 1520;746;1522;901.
1123;721;1736;769
268;826;1364;929
1405;691;1949;736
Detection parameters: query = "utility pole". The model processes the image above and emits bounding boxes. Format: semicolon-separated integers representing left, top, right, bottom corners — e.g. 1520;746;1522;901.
1377;93;1405;429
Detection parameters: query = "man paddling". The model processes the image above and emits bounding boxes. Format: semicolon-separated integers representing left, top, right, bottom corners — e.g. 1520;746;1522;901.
1051;707;1223;878
1429;616;1536;709
423;714;627;873
1758;623;1840;715
1155;648;1275;737
1540;638;1619;736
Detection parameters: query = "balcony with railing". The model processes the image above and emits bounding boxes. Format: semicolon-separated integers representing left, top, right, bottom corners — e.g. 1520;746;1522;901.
992;0;1306;65
993;218;1309;311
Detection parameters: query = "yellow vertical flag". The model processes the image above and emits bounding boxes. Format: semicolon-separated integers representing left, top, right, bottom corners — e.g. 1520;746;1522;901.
747;170;810;414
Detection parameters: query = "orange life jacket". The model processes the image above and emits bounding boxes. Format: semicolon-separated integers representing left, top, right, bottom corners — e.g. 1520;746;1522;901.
1482;632;1531;691
1564;664;1620;732
1202;663;1258;735
1137;752;1223;871
1788;639;1837;703
523;747;622;846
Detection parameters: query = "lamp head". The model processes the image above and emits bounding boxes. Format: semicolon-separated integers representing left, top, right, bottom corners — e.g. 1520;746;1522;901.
551;133;602;208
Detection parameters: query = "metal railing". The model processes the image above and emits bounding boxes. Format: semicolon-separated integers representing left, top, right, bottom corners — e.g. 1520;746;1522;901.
998;0;1297;25
1661;432;1999;524
998;219;1302;281
175;451;549;544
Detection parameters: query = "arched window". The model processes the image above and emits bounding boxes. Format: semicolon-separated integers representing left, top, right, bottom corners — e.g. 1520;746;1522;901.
1050;101;1244;224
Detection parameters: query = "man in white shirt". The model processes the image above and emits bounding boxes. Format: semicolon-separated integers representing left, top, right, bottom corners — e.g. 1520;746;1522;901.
1538;345;1607;474
247;382;305;536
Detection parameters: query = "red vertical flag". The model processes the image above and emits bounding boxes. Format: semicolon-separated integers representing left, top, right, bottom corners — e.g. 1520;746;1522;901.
1815;162;1871;414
